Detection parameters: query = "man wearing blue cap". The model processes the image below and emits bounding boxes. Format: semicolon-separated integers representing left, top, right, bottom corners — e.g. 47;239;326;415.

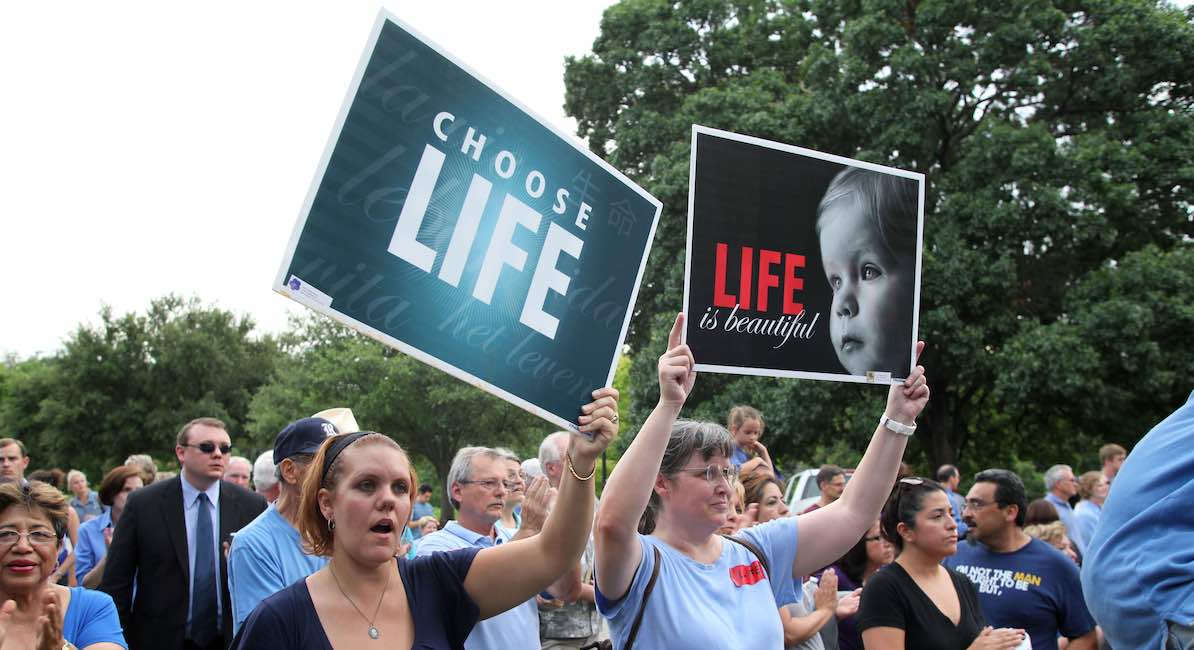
227;417;337;634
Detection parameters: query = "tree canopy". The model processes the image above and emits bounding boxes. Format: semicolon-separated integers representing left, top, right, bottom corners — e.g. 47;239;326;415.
1;296;279;479
564;0;1194;473
245;313;548;519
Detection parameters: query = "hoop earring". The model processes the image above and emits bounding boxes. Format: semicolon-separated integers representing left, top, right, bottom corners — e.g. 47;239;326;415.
328;519;335;531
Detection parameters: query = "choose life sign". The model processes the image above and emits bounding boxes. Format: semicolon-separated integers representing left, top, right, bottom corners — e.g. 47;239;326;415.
275;12;660;431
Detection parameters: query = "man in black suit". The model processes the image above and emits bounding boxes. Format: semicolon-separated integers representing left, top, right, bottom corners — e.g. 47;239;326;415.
101;417;267;650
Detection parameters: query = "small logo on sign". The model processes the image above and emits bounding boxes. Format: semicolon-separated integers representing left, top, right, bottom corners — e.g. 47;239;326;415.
729;561;767;587
288;278;302;291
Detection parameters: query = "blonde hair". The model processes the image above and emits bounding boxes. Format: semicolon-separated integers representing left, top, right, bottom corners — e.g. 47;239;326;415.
1024;521;1069;547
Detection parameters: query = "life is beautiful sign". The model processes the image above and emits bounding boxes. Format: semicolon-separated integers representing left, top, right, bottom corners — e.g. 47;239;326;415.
275;12;660;430
683;126;924;384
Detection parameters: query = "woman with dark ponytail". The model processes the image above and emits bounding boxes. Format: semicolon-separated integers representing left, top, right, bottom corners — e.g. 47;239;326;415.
857;478;1025;649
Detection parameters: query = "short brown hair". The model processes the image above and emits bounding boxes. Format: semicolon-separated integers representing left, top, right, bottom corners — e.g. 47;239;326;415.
98;465;147;507
176;417;227;447
0;481;69;540
1099;443;1126;464
0;438;28;458
298;433;417;557
816;464;845;488
741;471;785;509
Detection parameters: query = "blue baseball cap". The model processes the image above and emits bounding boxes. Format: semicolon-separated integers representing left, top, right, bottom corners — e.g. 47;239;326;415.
273;417;338;464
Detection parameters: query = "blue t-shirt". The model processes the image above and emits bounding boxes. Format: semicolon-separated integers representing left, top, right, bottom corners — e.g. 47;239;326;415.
945;488;969;539
1044;493;1081;555
1069;500;1100;555
417;521;539;650
402;525;418;560
595;516;799;649
945;538;1095;650
1082;389;1194;650
75;509;112;584
63;586;127;649
227;504;328;634
234;548;480;649
71;490;107;523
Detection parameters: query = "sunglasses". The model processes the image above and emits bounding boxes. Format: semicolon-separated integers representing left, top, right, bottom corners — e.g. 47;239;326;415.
183;442;232;455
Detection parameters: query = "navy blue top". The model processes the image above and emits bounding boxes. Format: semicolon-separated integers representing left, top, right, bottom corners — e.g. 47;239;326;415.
945;538;1095;650
233;547;481;649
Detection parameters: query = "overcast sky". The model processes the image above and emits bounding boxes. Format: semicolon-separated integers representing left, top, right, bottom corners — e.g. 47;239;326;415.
0;1;615;359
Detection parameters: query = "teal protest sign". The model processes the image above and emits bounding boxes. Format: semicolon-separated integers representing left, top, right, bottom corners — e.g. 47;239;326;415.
275;12;660;431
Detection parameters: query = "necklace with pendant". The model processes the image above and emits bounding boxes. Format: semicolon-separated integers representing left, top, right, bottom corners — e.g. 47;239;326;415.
329;561;390;640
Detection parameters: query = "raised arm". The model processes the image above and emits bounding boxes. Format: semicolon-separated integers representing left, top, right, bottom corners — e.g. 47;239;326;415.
463;387;618;619
793;341;929;577
594;313;694;602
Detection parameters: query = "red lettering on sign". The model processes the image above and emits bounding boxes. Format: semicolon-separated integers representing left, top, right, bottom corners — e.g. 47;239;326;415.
711;242;807;315
729;561;767;587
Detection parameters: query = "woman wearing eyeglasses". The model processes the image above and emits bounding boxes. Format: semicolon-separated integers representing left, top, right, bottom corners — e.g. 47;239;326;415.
857;478;1025;650
593;314;930;649
0;481;126;649
233;388;618;649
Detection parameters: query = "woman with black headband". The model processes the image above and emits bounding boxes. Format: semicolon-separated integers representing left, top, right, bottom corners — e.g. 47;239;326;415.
232;387;619;649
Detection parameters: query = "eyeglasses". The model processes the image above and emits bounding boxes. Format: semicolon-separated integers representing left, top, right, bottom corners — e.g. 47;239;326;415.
964;498;997;510
0;530;57;548
677;464;738;484
460;479;518;491
182;442;232;455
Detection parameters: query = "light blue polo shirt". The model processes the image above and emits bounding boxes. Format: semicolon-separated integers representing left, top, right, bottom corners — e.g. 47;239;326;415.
596;516;800;649
1044;492;1082;554
1082;389;1194;649
416;521;539;650
227;504;327;634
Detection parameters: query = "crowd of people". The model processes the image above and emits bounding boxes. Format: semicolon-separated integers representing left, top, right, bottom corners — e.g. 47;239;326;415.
0;315;1189;649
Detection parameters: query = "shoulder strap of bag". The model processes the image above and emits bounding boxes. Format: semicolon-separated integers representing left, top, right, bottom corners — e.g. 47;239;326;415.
624;546;661;650
721;533;771;579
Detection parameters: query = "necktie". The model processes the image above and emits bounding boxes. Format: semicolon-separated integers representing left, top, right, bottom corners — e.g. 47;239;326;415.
190;492;219;646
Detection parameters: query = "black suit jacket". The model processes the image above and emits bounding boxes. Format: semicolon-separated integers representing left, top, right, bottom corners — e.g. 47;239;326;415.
100;476;267;650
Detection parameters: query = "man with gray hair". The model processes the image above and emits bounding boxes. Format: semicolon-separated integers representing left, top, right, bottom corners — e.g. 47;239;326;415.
417;446;543;649
538;431;605;650
251;450;278;503
228;417;334;634
223;456;252;489
1043;464;1082;554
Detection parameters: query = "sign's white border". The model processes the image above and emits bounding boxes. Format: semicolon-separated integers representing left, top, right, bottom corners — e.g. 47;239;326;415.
682;124;925;385
273;10;662;431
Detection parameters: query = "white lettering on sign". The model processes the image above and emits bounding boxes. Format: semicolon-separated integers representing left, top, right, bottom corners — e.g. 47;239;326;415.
387;111;592;339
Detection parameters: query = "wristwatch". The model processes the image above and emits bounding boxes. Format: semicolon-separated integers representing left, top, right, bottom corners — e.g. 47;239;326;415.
879;415;916;436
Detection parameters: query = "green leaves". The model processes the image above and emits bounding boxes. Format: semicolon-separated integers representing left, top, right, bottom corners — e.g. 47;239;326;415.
566;0;1194;472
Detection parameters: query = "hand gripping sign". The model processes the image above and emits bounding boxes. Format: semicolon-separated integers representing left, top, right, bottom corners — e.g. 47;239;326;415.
275;11;660;430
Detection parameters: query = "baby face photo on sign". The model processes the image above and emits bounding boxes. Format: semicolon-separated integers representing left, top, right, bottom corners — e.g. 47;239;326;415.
683;126;925;384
